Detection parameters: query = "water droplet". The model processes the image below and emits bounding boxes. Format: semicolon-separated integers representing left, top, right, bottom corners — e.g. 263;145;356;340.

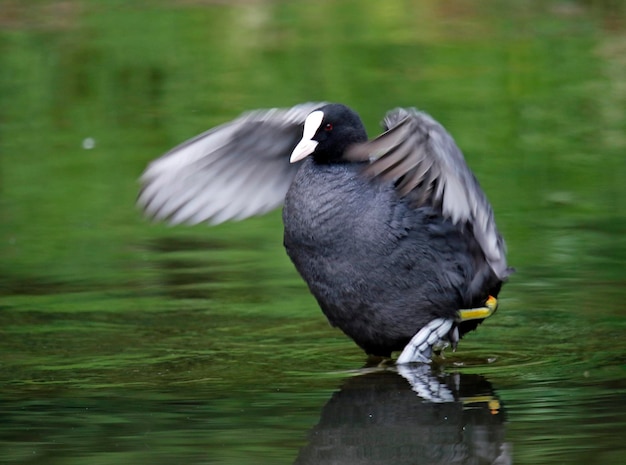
82;137;96;150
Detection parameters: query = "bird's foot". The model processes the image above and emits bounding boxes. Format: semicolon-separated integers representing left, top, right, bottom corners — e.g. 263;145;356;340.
432;340;451;358
364;354;395;368
397;296;499;364
396;318;454;364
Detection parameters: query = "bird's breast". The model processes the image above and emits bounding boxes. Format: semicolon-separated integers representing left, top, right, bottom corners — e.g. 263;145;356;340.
282;160;391;251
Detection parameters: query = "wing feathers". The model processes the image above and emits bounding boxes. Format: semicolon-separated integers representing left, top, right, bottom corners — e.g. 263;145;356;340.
347;108;510;280
138;102;509;280
137;102;325;226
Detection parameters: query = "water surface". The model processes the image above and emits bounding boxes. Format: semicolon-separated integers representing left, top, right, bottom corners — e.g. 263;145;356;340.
1;1;625;464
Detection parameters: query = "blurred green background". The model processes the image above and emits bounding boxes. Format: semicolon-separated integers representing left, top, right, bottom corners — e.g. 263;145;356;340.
0;1;625;464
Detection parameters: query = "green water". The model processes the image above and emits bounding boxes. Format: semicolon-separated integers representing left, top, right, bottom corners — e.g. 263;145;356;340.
1;1;625;464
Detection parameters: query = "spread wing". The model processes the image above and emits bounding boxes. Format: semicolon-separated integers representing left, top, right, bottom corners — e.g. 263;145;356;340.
346;108;510;280
138;102;325;225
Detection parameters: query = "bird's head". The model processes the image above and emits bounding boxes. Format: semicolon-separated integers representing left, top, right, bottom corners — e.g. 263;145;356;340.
290;104;368;164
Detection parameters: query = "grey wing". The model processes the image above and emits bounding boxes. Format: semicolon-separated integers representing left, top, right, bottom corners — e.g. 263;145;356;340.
138;102;324;225
346;108;510;280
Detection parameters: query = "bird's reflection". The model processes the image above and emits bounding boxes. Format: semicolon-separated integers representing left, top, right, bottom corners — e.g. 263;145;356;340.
294;364;511;465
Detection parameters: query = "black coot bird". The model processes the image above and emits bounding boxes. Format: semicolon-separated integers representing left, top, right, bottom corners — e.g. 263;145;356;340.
138;103;512;363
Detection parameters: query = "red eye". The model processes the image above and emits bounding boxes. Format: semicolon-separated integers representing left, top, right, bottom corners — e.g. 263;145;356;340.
324;123;333;132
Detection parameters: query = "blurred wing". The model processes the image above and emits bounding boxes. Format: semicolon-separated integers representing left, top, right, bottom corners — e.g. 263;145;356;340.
346;108;509;280
138;103;324;225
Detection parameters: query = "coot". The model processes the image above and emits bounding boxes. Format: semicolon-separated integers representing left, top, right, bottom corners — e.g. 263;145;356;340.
138;103;512;363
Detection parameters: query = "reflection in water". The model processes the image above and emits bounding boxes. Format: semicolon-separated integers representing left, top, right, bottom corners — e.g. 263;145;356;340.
294;366;510;465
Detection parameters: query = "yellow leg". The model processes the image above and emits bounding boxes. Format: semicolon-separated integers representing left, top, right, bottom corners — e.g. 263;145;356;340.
456;295;498;322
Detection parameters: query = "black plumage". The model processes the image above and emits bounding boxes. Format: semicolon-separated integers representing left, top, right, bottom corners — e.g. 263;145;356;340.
138;103;512;361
